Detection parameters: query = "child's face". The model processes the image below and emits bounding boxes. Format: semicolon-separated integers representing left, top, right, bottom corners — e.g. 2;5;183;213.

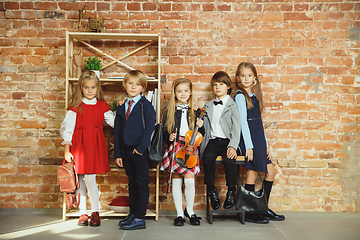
125;76;143;98
175;82;191;105
82;78;98;101
213;82;229;100
238;67;256;92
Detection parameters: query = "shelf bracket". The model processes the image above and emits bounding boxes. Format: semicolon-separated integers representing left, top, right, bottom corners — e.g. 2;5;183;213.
102;40;155;70
78;39;135;71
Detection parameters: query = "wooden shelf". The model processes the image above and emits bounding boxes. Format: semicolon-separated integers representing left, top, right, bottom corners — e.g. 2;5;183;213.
65;31;161;123
68;32;160;41
68;78;159;83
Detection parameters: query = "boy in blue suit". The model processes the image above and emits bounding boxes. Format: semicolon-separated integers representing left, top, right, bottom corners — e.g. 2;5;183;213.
114;70;156;230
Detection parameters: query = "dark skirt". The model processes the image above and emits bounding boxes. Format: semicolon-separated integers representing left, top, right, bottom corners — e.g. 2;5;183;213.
239;118;271;173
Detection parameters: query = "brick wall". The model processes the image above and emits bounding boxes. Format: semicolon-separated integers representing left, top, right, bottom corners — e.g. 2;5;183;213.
0;0;359;213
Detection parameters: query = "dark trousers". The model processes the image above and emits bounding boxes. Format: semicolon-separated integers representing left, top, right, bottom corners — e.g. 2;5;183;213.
202;138;237;188
123;145;149;219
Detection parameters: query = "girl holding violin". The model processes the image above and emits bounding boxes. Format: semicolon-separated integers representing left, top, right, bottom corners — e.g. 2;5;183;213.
160;78;204;226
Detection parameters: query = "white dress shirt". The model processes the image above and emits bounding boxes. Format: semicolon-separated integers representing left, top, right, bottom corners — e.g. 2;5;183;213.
210;95;230;139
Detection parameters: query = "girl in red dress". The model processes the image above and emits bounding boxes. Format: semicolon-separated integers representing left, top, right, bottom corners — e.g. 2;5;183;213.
60;70;115;227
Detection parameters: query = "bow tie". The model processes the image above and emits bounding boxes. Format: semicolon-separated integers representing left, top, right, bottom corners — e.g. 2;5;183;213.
177;104;190;110
214;100;223;106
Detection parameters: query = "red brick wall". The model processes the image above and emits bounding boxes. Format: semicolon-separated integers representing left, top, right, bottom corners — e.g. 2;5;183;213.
0;1;359;213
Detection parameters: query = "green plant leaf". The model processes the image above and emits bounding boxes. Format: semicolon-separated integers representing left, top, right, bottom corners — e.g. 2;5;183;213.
84;56;103;70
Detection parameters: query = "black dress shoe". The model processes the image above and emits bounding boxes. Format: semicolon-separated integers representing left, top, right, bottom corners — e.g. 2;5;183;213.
184;208;202;226
118;213;135;226
223;189;236;209
174;216;185;226
208;188;221;210
245;214;269;224
120;218;146;230
263;209;285;221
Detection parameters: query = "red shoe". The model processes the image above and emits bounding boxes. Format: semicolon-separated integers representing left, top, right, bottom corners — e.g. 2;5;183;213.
90;212;100;227
78;214;88;226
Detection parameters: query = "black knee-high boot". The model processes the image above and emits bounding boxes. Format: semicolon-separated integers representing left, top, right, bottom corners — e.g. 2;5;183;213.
263;180;273;204
262;180;285;221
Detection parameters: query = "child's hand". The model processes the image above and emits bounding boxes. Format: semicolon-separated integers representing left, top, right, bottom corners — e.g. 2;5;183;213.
169;132;176;142
196;118;204;128
227;147;237;160
115;158;123;167
117;98;126;106
64;144;74;162
246;148;253;161
64;151;74;162
267;147;272;160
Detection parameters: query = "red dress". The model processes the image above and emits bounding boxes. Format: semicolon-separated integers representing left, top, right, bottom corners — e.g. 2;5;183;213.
69;101;110;174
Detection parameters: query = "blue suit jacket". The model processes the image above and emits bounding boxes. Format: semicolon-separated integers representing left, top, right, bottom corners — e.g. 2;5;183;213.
114;96;156;159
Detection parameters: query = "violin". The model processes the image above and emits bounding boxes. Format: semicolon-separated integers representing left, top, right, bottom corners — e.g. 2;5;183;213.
176;107;206;168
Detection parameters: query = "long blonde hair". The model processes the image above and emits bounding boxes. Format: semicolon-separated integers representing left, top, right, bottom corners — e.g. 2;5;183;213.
68;70;104;111
235;62;264;114
166;78;195;134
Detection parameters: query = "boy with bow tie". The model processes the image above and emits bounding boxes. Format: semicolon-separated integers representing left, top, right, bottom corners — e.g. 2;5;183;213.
200;71;241;211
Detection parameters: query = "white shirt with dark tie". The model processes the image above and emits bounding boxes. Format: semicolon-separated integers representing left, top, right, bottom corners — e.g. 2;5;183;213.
177;103;189;137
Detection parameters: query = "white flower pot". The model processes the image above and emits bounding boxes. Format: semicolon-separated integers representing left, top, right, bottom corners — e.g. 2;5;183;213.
92;70;100;78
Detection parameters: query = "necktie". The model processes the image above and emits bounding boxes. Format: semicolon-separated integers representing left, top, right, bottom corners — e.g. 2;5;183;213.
214;100;223;106
125;100;134;120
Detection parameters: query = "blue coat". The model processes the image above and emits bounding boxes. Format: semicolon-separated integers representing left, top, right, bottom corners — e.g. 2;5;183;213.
114;96;156;159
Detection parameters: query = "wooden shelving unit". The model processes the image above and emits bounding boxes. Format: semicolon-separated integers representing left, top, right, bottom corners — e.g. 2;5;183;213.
63;31;161;221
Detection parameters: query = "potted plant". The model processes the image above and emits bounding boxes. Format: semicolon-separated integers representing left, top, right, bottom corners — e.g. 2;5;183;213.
109;99;118;112
84;56;102;78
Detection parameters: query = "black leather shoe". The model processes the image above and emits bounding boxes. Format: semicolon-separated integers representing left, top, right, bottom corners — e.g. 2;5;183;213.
208;188;221;210
118;213;135;226
184;208;202;226
174;216;185;226
263;209;285;221
223;189;236;209
120;218;146;230
245;214;269;224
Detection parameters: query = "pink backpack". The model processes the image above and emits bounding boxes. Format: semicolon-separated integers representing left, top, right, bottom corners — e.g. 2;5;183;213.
57;161;80;208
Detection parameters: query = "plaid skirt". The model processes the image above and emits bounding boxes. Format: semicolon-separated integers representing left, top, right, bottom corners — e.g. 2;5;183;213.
160;136;200;176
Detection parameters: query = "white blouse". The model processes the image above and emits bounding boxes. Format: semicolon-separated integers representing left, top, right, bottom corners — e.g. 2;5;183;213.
177;103;190;137
60;98;115;146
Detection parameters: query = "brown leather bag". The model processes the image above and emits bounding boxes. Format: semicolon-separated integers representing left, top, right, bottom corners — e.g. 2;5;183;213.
57;161;79;193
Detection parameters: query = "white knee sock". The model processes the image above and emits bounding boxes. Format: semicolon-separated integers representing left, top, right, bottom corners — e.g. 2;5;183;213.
77;175;88;215
172;178;183;217
83;174;99;213
184;178;195;216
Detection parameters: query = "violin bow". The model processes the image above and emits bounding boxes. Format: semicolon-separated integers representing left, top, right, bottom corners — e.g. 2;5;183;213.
167;128;177;194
